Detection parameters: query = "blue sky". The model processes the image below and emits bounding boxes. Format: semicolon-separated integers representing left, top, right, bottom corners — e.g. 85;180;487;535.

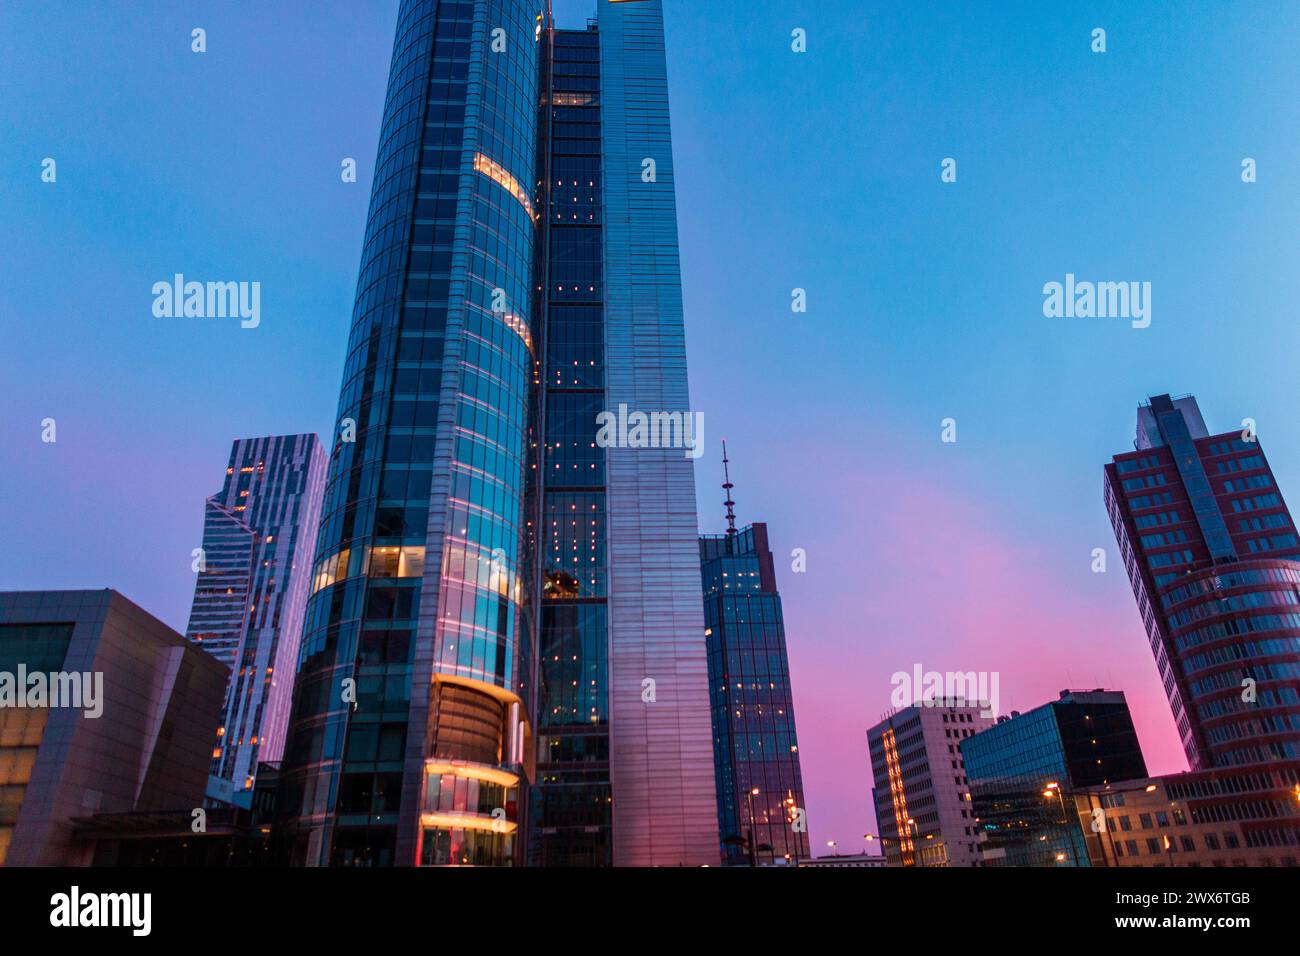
4;0;1299;851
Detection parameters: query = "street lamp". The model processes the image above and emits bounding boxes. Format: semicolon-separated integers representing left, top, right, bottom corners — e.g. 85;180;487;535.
783;792;801;865
903;818;921;866
1044;782;1080;866
746;788;761;868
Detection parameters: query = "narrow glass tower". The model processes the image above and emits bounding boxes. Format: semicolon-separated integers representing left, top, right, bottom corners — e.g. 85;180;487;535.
699;449;809;865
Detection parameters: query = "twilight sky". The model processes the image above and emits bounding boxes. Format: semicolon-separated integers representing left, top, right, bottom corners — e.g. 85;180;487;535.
4;1;1300;855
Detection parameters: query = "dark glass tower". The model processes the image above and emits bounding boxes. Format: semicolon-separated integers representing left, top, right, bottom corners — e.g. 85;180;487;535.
528;22;613;867
699;452;809;865
281;0;719;867
1105;394;1300;770
961;690;1148;867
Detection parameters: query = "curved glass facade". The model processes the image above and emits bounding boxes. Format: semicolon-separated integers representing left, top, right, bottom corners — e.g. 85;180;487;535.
1107;395;1300;771
1161;560;1300;767
279;0;541;867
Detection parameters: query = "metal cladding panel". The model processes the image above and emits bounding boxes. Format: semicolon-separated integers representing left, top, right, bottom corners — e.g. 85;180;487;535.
598;0;720;867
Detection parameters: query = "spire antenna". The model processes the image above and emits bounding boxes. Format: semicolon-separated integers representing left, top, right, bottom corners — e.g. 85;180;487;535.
722;439;738;537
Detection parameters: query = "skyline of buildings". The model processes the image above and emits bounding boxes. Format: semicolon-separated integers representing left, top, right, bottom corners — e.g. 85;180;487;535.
10;1;1300;867
6;385;1300;865
10;3;1300;868
854;392;1300;867
184;433;326;805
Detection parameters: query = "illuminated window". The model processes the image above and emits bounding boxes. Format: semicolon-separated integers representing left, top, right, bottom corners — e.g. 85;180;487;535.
367;546;427;579
312;548;352;593
473;152;536;222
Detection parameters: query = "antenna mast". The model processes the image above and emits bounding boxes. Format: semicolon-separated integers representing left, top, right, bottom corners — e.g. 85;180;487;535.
722;439;737;537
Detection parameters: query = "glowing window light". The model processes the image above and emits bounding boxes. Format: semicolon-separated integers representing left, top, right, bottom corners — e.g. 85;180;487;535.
473;152;536;222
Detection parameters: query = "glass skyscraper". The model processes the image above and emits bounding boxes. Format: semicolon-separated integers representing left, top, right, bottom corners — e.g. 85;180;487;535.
528;22;613;867
185;434;326;805
279;0;718;867
699;452;808;865
1105;394;1300;770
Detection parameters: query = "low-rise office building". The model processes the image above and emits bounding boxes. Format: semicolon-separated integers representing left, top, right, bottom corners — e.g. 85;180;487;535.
0;590;228;865
1075;763;1300;867
867;702;995;866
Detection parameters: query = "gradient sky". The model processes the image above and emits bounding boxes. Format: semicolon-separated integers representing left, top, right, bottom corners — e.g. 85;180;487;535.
4;1;1300;856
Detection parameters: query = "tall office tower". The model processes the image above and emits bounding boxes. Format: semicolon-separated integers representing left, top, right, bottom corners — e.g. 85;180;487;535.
961;690;1148;867
528;21;613;867
0;590;228;866
185;435;326;804
581;0;718;869
866;704;994;867
698;451;808;865
279;0;543;869
1105;394;1300;770
280;0;718;867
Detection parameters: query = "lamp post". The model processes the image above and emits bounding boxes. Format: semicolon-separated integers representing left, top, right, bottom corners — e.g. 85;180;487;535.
1086;790;1120;866
746;788;761;868
1044;782;1080;866
784;792;801;866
